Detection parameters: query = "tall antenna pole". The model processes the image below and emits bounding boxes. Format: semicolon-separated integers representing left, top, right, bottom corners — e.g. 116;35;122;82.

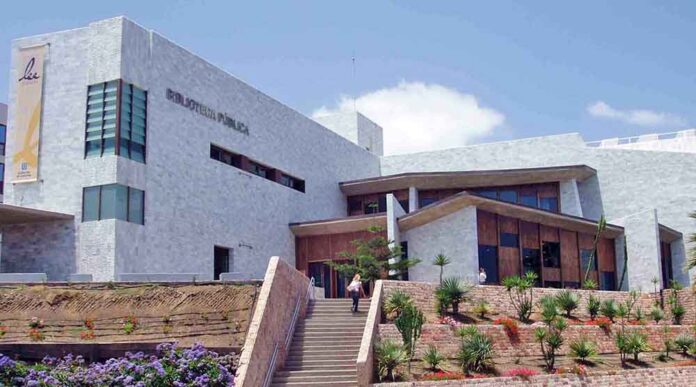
352;50;356;112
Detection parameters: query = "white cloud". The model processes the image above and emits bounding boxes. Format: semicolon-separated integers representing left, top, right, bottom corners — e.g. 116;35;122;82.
312;81;505;155
587;101;686;127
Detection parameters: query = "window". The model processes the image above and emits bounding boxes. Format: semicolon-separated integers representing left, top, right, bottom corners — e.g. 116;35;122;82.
580;249;597;271
542;241;561;268
545;281;562;289
499;232;519;248
85;80;146;162
476;190;497;199
478;245;498;284
600;271;616;291
82;184;145;224
419;196;438;208
398;199;410;213
214;246;231;280
564;281;580;289
348;197;362;215
0;124;5;194
522;248;541;283
499;190;517;203
539;197;558;212
519;193;537;208
209;144;304;193
400;242;409;281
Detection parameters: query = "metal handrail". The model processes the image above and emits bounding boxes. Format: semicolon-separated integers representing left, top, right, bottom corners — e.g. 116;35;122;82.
263;277;316;387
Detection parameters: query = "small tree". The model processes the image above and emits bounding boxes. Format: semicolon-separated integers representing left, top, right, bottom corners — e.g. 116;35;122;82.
328;226;421;291
375;340;409;381
458;326;494;373
555;290;580;318
421;345;446;371
502;272;537;323
650;306;665;324
583;214;606;287
384;290;414;320
433;254;451;286
686;211;696;273
587;294;601;320
667;281;686;325
535;296;567;371
435;277;471;315
395;304;425;372
600;299;619;322
569;336;598;363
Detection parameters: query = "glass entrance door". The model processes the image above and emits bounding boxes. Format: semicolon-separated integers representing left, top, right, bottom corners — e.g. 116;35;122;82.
308;262;331;299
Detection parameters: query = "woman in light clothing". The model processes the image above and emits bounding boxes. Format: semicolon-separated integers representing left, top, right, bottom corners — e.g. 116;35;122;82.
479;267;487;284
347;274;365;312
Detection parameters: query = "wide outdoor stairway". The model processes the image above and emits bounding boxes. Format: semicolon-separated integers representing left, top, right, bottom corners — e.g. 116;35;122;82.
271;298;369;387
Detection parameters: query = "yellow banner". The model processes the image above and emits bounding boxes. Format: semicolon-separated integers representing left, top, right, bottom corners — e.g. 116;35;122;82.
12;44;47;183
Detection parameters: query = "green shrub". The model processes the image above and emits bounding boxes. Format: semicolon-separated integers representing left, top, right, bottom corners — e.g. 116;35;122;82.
555;290;580;318
395;304;424;373
650;307;665;324
457;327;494;373
422;345;446;371
457;325;479;338
472;301;492;319
674;334;695;355
534;298;567;371
569;336;598;362
617;332;650;362
375;340;409;381
502;272;537;323
436;277;471;315
538;296;560;325
384;290;414;320
600;299;619;322
634;306;645;323
587;294;601;320
671;304;686;325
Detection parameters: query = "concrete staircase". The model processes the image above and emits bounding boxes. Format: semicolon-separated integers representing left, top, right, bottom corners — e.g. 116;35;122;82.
271;298;369;386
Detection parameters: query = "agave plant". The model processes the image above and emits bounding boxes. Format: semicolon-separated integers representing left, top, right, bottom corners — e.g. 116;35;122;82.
555;290;580;318
375;340;409;381
650;306;665;324
502;272;537;323
600;299;619;322
674;334;695;355
569;336;598;362
383;290;414;320
421;345;446;371
587;294;601;320
458;328;494;373
436;277;471;314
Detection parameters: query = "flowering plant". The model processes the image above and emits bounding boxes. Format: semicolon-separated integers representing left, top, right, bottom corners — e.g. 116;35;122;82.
494;317;519;339
123;316;138;335
28;317;44;329
28;328;44;342
504;367;539;380
586;316;612;332
555;364;587;376
84;319;96;330
0;343;237;386
437;316;463;328
0;325;6;338
80;330;96;340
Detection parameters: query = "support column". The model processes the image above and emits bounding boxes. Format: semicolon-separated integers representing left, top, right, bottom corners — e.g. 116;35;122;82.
408;187;419;213
609;209;661;291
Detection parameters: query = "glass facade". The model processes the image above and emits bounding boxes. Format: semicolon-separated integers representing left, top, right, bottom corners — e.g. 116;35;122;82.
82;184;145;224
85;80;146;162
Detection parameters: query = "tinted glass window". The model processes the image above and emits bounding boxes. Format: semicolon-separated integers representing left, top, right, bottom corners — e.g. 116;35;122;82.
364;201;379;214
564;281;580;289
348;197;362;213
522;248;541;284
539;197;559;212
419;197;438;208
601;271;616;290
542;241;561;268
519;194;537;208
499;190;517;203
580;249;597;271
478;245;498;284
378;195;387;213
499;232;519;248
398;199;410;213
128;188;145;225
477;190;497;199
545;281;562;289
83;186;100;222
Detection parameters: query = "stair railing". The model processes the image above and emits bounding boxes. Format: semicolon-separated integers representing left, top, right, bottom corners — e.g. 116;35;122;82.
262;277;315;387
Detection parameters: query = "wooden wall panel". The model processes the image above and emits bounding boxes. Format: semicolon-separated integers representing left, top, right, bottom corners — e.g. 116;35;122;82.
543;268;561;282
540;225;559;242
477;210;498;246
560;230;580;283
295;237;308;274
578;233;595;250
305;235;331;262
598;238;616;272
499;247;520;280
537;183;558;198
498;216;518;234
520;221;539;248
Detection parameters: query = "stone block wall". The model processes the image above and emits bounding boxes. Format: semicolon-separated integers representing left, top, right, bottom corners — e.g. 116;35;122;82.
379;323;694;358
381;280;696;325
371;365;696;387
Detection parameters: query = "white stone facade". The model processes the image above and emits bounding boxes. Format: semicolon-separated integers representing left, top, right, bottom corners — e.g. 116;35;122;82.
1;17;694;289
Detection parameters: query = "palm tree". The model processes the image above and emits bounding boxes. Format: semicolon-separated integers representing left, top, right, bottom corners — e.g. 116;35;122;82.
433;254;451;285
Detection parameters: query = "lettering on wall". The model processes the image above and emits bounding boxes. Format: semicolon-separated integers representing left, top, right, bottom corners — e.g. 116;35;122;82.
166;88;249;135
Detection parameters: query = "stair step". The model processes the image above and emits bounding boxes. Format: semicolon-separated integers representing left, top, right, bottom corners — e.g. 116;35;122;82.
272;374;356;383
272;381;356;387
292;336;362;343
293;332;363;338
286;353;357;361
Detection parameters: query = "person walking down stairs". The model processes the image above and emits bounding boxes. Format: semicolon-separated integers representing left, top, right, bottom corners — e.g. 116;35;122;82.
347;273;366;313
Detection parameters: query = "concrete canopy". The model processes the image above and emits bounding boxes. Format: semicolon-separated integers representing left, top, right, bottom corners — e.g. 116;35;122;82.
339;165;596;196
398;191;624;237
0;204;74;225
289;214;387;237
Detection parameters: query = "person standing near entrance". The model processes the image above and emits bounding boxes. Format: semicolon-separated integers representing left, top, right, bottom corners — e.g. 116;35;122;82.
347;274;365;312
479;267;487;284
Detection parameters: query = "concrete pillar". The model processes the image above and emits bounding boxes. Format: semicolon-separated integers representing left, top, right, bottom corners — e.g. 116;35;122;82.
609;209;662;291
559;179;583;217
670;238;689;286
408;187;419;213
386;194;407;277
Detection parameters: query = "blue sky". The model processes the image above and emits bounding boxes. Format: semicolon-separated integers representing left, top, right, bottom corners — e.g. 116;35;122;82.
1;1;694;154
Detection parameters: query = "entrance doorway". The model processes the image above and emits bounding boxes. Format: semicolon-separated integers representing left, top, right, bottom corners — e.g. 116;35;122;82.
214;246;231;280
